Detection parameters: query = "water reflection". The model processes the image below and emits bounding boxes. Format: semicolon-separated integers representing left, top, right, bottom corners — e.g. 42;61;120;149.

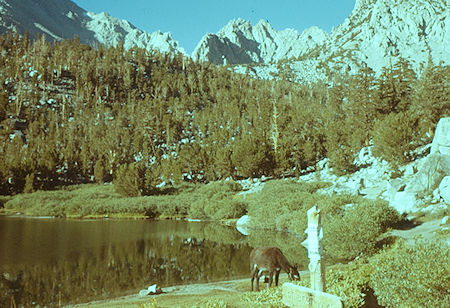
0;217;307;306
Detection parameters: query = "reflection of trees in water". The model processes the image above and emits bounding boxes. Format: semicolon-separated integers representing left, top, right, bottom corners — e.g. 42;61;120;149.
0;221;307;307
0;237;252;307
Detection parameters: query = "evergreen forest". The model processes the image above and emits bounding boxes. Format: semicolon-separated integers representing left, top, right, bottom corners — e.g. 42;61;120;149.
0;32;449;196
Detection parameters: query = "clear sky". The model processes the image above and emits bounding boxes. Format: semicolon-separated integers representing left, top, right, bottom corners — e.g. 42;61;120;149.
72;0;356;54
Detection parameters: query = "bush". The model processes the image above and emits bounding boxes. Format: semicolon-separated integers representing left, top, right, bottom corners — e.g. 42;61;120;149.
23;173;35;193
247;180;401;261
323;200;401;261
114;163;142;197
327;262;374;308
188;180;246;220
241;286;285;307
247;180;330;232
370;240;450;308
208;199;247;220
114;163;158;197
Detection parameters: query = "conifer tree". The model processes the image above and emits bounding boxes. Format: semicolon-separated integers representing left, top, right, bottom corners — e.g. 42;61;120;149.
411;61;450;139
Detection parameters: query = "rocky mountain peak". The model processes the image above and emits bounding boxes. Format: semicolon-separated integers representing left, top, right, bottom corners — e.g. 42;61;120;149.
192;18;327;64
0;0;186;55
244;0;449;82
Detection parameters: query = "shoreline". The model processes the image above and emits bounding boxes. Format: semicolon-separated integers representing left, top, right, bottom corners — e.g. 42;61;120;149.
68;277;250;307
68;272;310;308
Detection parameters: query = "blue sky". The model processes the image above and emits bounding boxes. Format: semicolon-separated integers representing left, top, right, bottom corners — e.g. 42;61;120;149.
72;0;356;54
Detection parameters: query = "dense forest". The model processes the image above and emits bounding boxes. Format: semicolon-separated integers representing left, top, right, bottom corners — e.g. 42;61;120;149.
0;32;448;195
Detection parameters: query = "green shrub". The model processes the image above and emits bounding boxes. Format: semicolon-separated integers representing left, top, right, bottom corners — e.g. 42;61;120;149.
114;163;159;197
370;240;450;308
327;262;374;308
93;159;106;183
189;199;209;219
248;180;401;261
23;173;35;193
323;200;401;261
114;163;143;197
188;180;245;220
196;180;242;198
247;180;328;232
241;286;286;307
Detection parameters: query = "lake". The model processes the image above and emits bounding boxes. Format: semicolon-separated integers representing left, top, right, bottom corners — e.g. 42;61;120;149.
0;216;307;306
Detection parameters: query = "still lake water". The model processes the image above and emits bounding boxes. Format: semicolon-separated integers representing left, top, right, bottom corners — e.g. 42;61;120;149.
0;216;307;307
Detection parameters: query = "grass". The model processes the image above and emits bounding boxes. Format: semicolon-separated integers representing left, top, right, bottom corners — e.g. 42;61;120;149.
3;182;231;219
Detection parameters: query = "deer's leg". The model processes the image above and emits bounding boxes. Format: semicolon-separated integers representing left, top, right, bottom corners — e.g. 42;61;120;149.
255;272;261;291
268;270;274;289
250;267;257;291
275;269;281;286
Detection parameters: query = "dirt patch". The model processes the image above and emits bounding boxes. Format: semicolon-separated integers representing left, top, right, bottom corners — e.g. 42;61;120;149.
69;278;253;307
68;273;307;308
389;218;449;245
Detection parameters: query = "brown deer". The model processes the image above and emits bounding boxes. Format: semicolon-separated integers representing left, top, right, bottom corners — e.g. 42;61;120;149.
249;247;300;291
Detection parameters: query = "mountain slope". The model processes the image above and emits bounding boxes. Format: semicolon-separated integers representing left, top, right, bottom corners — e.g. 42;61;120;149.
319;0;449;74
196;0;449;81
1;0;448;79
0;0;186;54
0;0;95;43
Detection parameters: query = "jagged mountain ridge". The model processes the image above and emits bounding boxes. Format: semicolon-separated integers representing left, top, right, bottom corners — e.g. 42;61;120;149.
234;0;449;81
192;18;328;64
318;0;449;74
0;0;186;55
0;0;448;80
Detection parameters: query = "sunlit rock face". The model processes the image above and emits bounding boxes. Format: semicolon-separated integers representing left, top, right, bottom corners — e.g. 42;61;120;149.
85;11;186;55
0;0;186;55
211;0;448;82
332;0;449;74
192;18;328;64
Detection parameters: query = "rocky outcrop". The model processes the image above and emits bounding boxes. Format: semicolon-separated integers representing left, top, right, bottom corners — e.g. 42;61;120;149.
192;18;328;64
406;153;450;194
0;0;96;43
86;12;186;55
439;176;450;204
235;0;449;81
296;118;450;214
384;118;450;213
431;118;450;155
405;118;450;194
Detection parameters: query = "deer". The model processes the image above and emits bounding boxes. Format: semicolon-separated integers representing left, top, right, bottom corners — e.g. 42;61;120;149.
249;247;300;291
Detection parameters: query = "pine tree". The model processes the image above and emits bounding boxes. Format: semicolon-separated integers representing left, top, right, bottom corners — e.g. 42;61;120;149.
411;61;450;139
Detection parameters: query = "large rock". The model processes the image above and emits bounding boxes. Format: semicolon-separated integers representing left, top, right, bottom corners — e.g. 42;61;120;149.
391;191;419;214
236;215;251;235
439;176;450;204
406;152;450;193
406;118;450;194
431;117;450;155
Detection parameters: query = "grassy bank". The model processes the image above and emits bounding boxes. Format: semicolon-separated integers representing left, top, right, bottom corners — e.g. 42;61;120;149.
2;181;246;220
